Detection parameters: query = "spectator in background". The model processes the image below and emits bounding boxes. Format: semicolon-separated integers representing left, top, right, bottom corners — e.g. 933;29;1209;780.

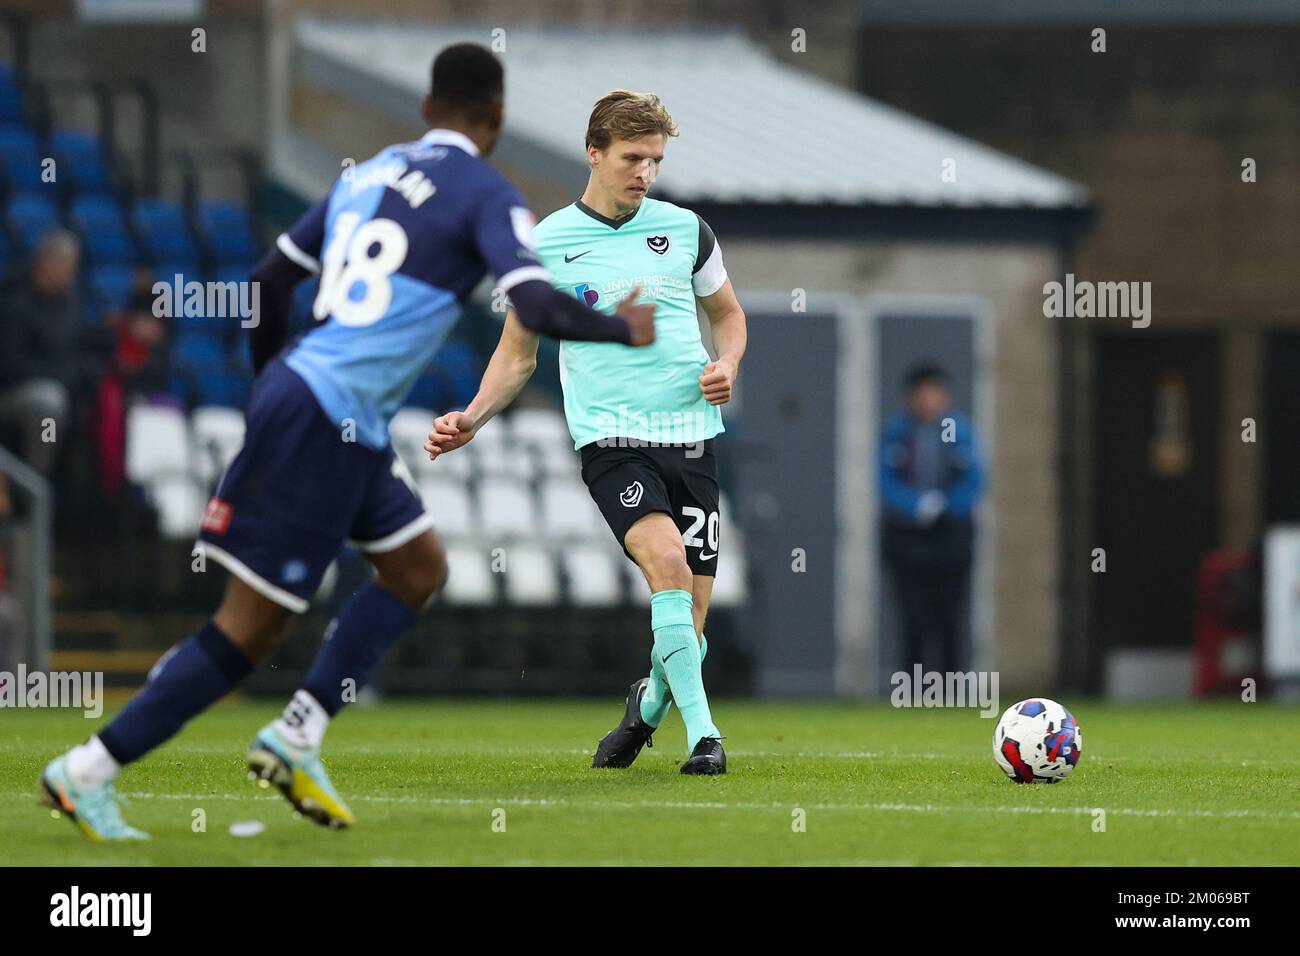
879;362;986;674
0;230;84;474
95;289;175;500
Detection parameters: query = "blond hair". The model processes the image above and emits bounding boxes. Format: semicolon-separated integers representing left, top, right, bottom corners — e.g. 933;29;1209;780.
585;90;679;151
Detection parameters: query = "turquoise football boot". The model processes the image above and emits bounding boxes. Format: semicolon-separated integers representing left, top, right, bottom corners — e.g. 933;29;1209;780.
246;724;355;829
40;755;150;842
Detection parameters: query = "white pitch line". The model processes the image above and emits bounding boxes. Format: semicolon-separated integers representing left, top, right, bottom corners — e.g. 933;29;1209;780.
116;745;1300;767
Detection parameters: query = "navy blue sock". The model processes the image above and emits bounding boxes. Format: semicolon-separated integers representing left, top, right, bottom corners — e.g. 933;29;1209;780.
98;621;253;766
302;582;417;716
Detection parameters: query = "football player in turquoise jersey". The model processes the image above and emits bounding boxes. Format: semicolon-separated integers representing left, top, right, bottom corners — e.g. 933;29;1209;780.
427;90;748;774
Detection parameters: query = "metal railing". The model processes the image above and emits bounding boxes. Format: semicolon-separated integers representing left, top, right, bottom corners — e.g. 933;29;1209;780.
0;445;52;672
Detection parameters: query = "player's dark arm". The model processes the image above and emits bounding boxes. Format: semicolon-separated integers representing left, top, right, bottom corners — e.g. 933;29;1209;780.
248;246;310;374
506;278;646;344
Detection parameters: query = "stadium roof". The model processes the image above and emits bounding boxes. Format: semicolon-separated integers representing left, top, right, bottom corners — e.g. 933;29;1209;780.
856;0;1300;24
295;19;1088;212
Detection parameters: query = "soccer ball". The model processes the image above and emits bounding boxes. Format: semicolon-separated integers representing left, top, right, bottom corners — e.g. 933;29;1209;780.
992;698;1082;784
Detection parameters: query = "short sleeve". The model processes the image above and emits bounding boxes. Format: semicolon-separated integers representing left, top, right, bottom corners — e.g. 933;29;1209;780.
275;199;328;274
692;214;727;297
473;184;550;292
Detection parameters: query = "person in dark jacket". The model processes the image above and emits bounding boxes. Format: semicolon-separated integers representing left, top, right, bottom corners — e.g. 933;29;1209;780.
0;230;83;474
879;362;986;673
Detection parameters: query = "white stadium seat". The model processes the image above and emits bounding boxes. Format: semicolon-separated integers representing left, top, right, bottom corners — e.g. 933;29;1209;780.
441;543;496;605
390;407;437;477
478;476;538;538
508;406;571;448
474;440;537;481
562;546;623;606
190;406;245;488
502;544;561;605
150;475;205;539
126;404;192;484
535;440;581;478
422;437;474;480
539;478;605;540
418;475;476;539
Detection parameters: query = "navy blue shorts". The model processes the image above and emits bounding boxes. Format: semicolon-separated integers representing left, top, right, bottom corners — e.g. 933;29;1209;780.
196;359;431;613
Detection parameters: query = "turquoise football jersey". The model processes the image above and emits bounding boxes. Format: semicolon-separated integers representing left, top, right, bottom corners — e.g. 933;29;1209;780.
533;197;729;449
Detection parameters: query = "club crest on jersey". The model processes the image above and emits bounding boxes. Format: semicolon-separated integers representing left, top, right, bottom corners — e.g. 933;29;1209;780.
200;498;233;534
646;235;671;256
620;481;644;508
574;283;600;307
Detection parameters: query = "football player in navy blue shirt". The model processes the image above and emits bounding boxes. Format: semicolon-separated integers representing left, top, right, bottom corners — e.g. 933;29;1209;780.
40;43;655;840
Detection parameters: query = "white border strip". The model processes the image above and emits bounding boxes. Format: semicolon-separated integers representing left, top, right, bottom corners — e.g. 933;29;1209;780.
348;511;436;554
196;541;310;613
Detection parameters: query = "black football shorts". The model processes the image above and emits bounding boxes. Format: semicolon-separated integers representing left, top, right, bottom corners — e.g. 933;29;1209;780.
579;438;721;576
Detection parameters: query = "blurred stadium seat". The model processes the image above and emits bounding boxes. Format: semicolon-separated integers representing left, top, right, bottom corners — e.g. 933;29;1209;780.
502;544;561;605
125;405;205;540
133;198;200;266
562;545;624;607
71;195;137;264
50;129;115;195
441;543;496;605
5;192;59;253
418;475;476;539
0;125;46;195
197;201;259;265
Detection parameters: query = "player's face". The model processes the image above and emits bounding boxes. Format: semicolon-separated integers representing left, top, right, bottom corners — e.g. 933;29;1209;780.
593;134;666;210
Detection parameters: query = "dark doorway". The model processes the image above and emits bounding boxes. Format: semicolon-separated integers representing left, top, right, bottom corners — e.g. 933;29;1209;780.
1090;332;1222;679
1263;332;1300;524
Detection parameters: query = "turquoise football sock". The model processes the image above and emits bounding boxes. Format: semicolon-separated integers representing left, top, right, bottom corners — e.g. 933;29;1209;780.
649;590;719;750
640;633;707;728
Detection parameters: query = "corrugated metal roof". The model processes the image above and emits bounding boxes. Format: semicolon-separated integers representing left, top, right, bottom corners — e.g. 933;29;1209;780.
296;18;1088;210
857;0;1300;24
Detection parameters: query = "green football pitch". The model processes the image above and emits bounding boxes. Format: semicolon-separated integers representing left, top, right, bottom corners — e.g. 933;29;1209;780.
2;699;1297;866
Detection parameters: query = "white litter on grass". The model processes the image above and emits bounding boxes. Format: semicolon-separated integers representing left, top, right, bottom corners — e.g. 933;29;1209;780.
229;820;265;837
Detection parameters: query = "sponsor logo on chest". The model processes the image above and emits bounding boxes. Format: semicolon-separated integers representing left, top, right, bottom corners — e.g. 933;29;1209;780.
553;231;691;303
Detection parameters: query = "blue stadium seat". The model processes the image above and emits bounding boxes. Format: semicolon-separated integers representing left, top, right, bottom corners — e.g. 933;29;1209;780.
172;341;250;409
404;341;482;411
210;263;250;285
70;194;136;264
175;329;226;362
132;199;200;264
50;129;115;195
87;263;136;315
6;193;61;254
165;266;246;338
199;370;251;409
0;125;48;195
0;67;25;126
198;201;260;265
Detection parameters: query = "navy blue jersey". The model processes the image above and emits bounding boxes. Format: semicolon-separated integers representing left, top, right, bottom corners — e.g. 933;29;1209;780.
276;129;548;449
